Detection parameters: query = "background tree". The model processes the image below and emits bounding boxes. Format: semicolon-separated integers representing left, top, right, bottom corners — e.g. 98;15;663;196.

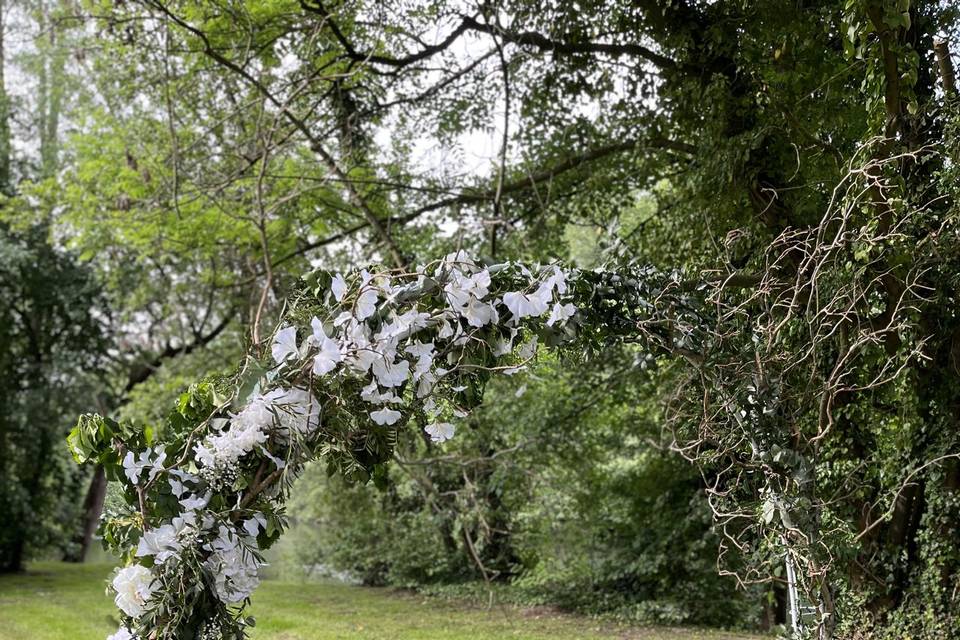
0;221;106;571
1;0;958;638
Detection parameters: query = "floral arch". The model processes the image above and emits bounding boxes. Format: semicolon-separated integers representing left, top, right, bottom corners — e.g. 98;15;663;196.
70;252;707;640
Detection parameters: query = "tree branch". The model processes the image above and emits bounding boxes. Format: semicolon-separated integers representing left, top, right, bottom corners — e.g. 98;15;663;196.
123;312;233;393
461;15;678;70
301;2;678;72
934;38;957;97
146;0;407;268
251;135;693;273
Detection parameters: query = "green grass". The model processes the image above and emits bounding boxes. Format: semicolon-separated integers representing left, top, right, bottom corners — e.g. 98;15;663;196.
0;562;760;640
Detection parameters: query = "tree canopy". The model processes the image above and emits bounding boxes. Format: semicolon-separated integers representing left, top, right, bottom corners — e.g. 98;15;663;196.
0;1;959;639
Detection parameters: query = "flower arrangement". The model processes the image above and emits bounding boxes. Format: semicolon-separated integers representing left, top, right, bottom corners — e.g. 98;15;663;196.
69;252;693;639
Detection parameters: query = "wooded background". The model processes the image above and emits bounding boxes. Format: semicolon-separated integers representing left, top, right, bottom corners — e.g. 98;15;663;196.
1;1;959;637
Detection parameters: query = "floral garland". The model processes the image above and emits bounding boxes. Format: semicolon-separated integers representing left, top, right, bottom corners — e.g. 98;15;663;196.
69;252;700;640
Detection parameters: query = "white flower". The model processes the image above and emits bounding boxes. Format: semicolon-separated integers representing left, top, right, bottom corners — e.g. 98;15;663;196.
425;422;456;443
361;381;402;405
444;269;494;327
311;317;344;375
546;302;577;327
373;272;395;296
436;315;459;340
370;407;402;425
492;332;516;356
405;342;435;376
340;322;378;373
405;341;434;359
462;297;497;327
503;290;550;319
112;564;157;618
350;345;381;373
542;265;568;295
371;355;411;388
416;370;438;398
355;288;379;321
167;470;197;498
444;269;490;306
331;273;348;302
518;336;539;360
263;387;321;435
122;448;166;486
271;326;299;365
242;513;267;538
107;626;136;640
194;394;281;476
136;524;181;563
442;250;477;271
234;395;277;431
204;526;264;604
377;308;431;339
135;513;197;564
179;492;210;511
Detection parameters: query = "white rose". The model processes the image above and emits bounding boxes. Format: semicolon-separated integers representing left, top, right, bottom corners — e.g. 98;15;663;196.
112;564;157;618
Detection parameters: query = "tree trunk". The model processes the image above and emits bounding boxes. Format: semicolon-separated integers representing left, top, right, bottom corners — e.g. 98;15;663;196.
0;0;11;194
64;465;107;563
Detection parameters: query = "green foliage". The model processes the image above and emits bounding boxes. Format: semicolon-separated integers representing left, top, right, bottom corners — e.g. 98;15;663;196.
1;1;959;639
0;223;107;570
284;357;755;627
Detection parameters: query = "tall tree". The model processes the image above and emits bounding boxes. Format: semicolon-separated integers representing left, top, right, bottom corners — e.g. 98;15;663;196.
0;0;11;194
0;222;105;572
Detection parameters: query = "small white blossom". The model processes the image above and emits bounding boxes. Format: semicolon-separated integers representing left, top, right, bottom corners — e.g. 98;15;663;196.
242;513;267;538
518;336;539;360
193;394;282;478
463;297;497;327
122;448;166;486
355;288;379;321
167;469;202;502
311;317;344;375
416;371;438;398
425;422;456;443
361;381;402;405
445;269;495;327
180;492;210;511
546;302;577;326
377;308;431;339
542;265;568;294
503;290;550;319
136;524;181;563
492;332;515;356
371;355;411;388
271;326;299;365
331;273;348;302
264;387;321;436
136;513;196;564
370;407;402;425
405;342;435;376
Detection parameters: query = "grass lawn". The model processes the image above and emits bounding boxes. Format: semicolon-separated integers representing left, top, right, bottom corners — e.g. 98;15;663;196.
0;562;761;640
